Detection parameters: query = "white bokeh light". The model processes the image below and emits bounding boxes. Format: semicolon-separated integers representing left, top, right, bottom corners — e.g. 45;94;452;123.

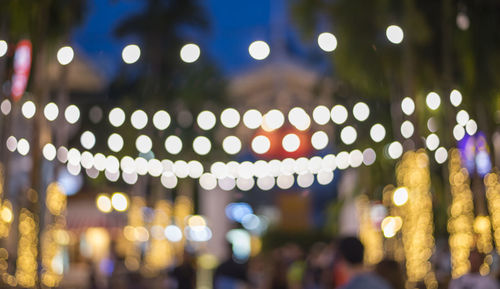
450;90;462;107
80;131;96;150
122;44;141;64
180;43;201;63
108;133;124;152
317;32;337;52
109;107;126;127
44;102;59;121
42;143;57;161
6;136;16;152
435;147;448;164
152;110;171;130
370;124;386;142
165;135;182;155
331;105;348;124
17;138;30;156
1;99;11;115
426;92;441;110
466;119;478;135
363;148;377;166
312;105;330;125
282;134;300;152
297;173;314;188
22;101;36;119
251;135;270;154
197;110;216;131
193;136;211;155
386;25;404;44
453;124;465;141
262;109;284;131
131;110;148;130
136;135;153;153
257;176;275;191
249;40;270;60
349;150;363;168
223;136;242;155
387;141;403;159
57;46;74;65
236;177;255;191
311;131;329;150
400;121;414;139
401;97;415;115
199;173;217;190
220;108;240;128
288;107;310;131
64;105;80;124
317;170;334;185
456;110;469;126
353;102;370;121
426;134;440;151
0;40;7;57
188;161;204;179
161;172;178;189
243;109;263;129
340;126;357;145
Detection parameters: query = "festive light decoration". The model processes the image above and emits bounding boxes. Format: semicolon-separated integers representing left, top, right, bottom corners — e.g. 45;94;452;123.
396;150;436;287
357;195;383;265
485;172;500;254
42;182;68;287
124;196;146;271
16;208;38;288
144;200;174;272
448;149;475;278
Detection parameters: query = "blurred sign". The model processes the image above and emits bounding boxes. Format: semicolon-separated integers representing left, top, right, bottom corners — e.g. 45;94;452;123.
11;40;32;101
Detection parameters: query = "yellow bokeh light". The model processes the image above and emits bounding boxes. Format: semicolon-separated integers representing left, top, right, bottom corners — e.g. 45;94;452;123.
96;194;112;213
0;207;12;223
187;215;206;227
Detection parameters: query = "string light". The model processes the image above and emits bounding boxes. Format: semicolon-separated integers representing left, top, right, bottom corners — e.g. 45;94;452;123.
448;149;475;278
386;25;404;44
396;150;435;285
357;195;383;265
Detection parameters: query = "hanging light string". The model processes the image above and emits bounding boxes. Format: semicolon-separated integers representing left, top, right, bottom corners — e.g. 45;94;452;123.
447;149;475;278
396;150;436;288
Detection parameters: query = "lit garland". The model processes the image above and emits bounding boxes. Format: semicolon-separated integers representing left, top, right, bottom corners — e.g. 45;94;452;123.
173;195;193;253
396;150;436;288
485;172;500;253
356;195;383;266
447;149;475;278
15;208;38;288
144;200;174;273
381;185;405;262
123;196;146;271
42;182;68;287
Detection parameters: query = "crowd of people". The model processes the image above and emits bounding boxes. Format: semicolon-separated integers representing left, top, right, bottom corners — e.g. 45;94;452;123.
91;236;500;289
204;237;500;289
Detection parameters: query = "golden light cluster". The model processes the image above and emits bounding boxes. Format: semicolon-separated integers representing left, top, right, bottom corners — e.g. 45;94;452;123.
15;209;38;288
41;225;69;287
357;195;383;266
45;182;66;216
123;196;146;271
485;172;500;253
144;200;175;273
42;182;69;287
447;149;475;278
396;150;436;288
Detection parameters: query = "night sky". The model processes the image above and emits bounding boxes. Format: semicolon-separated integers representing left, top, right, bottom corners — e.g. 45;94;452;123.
73;0;277;78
